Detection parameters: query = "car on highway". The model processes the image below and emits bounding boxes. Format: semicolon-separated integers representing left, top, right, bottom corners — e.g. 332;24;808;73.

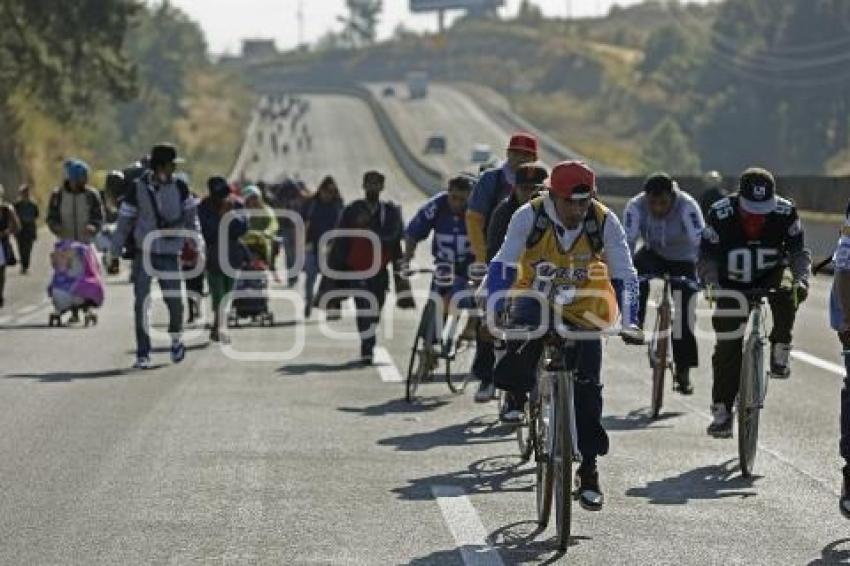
382;85;396;98
470;144;492;164
424;135;447;154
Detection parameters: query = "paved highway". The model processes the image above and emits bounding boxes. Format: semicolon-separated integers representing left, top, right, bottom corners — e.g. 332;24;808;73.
367;82;565;178
1;93;848;564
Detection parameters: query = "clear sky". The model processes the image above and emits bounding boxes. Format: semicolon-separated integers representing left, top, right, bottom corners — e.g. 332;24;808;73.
163;0;712;55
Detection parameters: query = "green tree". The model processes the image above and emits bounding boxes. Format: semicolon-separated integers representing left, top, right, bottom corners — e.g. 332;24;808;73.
516;0;543;24
642;116;701;173
0;0;138;184
640;24;691;76
340;0;382;48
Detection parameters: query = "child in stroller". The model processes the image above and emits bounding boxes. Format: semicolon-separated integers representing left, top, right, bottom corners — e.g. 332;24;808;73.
228;231;274;327
48;240;105;327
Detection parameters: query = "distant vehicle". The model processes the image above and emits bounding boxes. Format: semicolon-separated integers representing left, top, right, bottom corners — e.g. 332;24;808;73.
471;144;492;164
407;71;429;99
383;86;396;97
424;135;447;154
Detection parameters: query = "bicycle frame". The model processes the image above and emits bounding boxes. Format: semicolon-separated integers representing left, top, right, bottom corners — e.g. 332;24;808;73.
648;278;674;371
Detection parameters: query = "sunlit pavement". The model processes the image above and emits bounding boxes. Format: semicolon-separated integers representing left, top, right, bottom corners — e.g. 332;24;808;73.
1;94;849;565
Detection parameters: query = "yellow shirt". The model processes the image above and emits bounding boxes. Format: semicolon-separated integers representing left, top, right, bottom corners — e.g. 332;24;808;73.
512;197;619;330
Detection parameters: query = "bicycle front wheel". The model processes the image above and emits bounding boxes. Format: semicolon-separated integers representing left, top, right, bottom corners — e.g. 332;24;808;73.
554;376;573;551
738;335;764;477
517;401;534;462
446;312;477;394
651;303;671;419
536;381;554;528
406;300;437;403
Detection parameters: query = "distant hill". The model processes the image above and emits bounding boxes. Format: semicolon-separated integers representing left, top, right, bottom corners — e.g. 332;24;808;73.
241;0;850;176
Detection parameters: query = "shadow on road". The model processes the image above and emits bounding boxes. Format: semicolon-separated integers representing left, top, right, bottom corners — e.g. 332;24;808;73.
489;520;592;565
408;549;465;566
393;455;534;501
278;359;365;375
625;459;760;504
0;323;54;330
379;415;512;452
5;367;139;382
808;538;850;565
602;408;685;432
338;397;450;417
123;342;209;355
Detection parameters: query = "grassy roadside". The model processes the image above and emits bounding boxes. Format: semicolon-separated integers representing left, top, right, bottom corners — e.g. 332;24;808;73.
10;67;252;208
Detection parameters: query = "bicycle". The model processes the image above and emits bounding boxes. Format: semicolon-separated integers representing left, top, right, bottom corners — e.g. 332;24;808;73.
406;267;481;403
736;288;791;478
642;275;700;419
497;286;635;552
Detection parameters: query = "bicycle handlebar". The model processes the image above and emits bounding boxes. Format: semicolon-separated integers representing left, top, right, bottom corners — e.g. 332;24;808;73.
739;287;793;298
637;274;702;288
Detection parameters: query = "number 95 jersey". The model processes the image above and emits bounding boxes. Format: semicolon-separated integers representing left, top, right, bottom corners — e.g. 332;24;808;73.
700;194;805;288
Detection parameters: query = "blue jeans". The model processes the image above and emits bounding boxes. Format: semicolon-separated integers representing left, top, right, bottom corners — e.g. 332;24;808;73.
132;254;183;358
494;296;609;471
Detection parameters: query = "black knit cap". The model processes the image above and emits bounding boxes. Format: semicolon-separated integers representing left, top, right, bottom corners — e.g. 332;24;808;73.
643;172;676;196
516;163;549;186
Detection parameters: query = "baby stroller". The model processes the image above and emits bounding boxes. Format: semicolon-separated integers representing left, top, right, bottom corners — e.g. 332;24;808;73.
228;233;274;327
47;240;105;327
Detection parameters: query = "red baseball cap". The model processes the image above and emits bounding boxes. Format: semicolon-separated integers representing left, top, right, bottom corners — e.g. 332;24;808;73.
548;161;595;200
507;133;538;156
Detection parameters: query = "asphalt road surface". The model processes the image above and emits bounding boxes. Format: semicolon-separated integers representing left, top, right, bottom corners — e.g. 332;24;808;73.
1;93;849;565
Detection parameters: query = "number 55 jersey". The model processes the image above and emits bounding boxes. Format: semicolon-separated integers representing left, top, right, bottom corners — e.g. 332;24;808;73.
700;194;810;289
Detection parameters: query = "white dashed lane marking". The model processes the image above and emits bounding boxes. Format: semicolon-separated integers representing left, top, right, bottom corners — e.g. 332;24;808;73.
432;485;505;566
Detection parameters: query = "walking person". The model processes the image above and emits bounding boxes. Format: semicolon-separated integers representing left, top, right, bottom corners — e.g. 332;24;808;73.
198;176;247;342
321;171;404;364
47;159;104;245
0;184;21;308
301;175;343;318
14;184;39;275
111;144;201;369
47;159;105;323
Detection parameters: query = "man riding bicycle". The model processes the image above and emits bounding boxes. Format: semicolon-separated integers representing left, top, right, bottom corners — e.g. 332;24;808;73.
487;161;643;511
829;200;850;517
474;163;549;402
699;167;811;438
624;172;705;394
403;175;475;369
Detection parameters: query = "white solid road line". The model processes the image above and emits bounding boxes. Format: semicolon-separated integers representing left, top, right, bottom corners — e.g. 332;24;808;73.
431;485;505;566
792;350;845;376
373;346;403;382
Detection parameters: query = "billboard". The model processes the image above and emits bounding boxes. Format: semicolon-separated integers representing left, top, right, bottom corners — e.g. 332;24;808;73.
410;0;504;12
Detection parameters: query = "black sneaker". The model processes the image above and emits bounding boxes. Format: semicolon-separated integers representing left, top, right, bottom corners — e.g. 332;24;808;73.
770;343;792;379
360;349;374;366
575;468;604;511
707;403;733;438
841;467;850;519
499;393;525;424
673;368;694;395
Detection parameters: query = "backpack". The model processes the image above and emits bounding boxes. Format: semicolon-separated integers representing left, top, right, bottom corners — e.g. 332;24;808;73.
525;198;606;254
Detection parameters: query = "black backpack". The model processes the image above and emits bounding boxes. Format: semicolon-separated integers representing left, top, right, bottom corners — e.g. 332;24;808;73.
117;166;147;259
525;197;606;255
